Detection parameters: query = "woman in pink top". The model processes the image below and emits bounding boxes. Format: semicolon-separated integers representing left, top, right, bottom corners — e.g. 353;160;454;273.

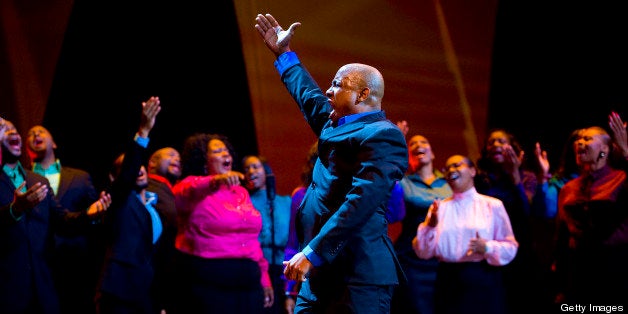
171;133;272;314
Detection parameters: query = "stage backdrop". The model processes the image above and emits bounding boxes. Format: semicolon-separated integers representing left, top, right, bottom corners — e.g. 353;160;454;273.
2;0;625;198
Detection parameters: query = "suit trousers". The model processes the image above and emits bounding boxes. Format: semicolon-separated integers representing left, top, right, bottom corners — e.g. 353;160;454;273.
295;280;394;314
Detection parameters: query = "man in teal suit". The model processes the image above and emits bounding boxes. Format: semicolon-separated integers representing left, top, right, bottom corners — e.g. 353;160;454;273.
255;13;409;314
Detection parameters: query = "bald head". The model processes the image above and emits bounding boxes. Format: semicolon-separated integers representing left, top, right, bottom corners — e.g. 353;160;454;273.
25;125;57;163
337;63;384;109
148;147;181;185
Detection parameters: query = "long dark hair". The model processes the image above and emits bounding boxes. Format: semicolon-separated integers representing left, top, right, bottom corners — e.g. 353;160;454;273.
553;128;582;180
241;155;276;201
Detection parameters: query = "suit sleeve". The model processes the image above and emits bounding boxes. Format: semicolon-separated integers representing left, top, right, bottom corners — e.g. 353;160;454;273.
281;63;334;136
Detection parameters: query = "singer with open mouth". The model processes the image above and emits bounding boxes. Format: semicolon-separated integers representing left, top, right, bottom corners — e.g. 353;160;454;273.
413;154;518;314
171;134;273;314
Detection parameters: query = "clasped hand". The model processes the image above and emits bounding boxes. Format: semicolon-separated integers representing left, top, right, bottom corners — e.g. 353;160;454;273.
209;171;244;190
283;252;312;282
466;231;487;256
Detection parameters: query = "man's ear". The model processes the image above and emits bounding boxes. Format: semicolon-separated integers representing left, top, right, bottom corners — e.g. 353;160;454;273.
357;87;370;103
147;158;156;170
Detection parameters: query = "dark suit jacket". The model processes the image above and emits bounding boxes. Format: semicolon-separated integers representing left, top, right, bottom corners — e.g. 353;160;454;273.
97;139;157;312
281;63;408;288
0;165;89;314
51;166;101;314
52;166;100;258
147;177;177;248
55;166;99;234
147;176;178;311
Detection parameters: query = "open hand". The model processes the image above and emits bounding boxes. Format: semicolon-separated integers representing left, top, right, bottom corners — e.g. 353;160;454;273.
535;142;550;180
609;111;628;158
87;191;112;216
426;199;440;227
254;13;301;57
139;96;161;137
11;182;48;216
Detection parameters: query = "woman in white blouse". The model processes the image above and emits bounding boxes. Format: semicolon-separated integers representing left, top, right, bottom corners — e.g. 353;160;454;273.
413;155;518;314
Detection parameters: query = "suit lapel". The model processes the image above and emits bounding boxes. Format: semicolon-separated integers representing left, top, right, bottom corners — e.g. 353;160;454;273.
131;194;152;240
56;168;72;199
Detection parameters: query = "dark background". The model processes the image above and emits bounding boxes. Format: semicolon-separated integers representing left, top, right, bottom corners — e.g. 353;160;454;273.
44;0;258;190
1;0;626;193
489;2;627;160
